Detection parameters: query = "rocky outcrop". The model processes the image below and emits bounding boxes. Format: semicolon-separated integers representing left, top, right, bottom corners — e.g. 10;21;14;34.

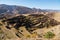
0;14;60;40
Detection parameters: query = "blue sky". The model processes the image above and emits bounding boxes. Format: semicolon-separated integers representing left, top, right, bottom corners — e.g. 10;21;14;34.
0;0;60;10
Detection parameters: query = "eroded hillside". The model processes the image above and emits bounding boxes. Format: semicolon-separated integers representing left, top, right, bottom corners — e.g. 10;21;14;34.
0;14;60;40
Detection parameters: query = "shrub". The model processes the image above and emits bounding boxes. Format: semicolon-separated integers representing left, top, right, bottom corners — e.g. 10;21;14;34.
44;31;55;39
0;23;2;26
26;35;31;38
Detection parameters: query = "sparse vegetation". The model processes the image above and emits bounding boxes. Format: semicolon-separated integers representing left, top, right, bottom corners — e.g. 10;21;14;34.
0;4;60;40
26;35;31;38
44;31;55;39
0;14;59;40
0;30;5;40
0;23;2;26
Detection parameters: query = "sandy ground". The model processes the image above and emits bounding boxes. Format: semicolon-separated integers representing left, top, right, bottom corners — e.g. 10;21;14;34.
53;12;60;22
1;13;60;40
20;13;60;40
